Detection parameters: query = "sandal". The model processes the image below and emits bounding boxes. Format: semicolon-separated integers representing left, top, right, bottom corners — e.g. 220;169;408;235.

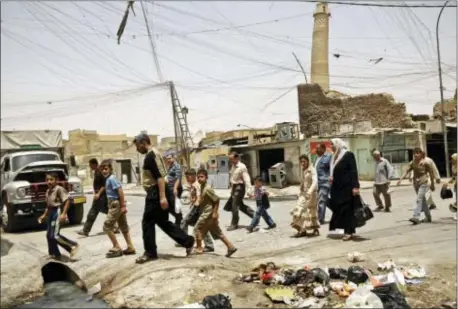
122;248;136;255
342;234;353;241
226;247;238;258
106;250;123;258
311;229;320;237
294;231;307;238
189;248;204;255
135;254;157;264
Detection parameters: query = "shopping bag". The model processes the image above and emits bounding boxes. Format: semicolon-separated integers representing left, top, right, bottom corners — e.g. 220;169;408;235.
354;196;374;228
175;197;182;214
440;186;453;200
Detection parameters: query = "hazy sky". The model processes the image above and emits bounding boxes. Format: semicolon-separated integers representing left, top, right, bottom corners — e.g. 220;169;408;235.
1;1;456;139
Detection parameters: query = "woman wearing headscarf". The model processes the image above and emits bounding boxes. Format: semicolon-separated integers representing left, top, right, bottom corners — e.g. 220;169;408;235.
448;153;457;219
328;138;360;241
290;154;319;237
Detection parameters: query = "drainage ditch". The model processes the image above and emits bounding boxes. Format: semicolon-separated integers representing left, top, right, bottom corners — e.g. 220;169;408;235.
16;262;109;308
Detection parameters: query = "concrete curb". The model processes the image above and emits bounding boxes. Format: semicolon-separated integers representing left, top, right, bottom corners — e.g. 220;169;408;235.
84;183;413;201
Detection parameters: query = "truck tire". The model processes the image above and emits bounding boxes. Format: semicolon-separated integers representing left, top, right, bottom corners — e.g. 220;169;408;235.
68;203;84;225
1;194;19;233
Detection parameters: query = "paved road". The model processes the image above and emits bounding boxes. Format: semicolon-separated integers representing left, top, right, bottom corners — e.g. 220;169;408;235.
2;186;456;308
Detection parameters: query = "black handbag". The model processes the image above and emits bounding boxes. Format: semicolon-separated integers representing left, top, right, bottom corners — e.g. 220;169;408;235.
354;196;374;228
440;186;453;200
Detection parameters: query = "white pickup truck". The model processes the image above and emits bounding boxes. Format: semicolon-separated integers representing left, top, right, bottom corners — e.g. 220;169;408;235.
0;130;86;232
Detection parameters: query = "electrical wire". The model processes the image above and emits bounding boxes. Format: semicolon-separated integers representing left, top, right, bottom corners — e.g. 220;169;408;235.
297;1;457;8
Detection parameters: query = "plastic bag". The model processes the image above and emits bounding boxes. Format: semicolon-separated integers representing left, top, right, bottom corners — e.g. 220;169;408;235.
329;268;348;280
347;266;369;284
175;197;182;214
372;283;411;309
202;294;232;309
441;186;453;200
345;286;384;308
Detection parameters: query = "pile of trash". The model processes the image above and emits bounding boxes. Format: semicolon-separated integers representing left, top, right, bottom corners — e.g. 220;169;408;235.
176;294;232;309
237;259;429;308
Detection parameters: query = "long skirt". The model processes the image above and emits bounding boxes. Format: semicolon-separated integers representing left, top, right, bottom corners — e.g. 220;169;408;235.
290;192;319;232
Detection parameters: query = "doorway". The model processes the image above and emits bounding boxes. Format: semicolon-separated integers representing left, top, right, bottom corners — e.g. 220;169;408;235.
115;159;132;183
258;148;285;183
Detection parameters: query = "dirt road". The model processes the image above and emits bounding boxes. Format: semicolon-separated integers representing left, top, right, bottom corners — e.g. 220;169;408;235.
1;186;456;308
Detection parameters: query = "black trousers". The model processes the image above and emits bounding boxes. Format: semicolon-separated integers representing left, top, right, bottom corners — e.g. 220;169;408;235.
142;187;194;257
82;193;108;234
230;184;255;227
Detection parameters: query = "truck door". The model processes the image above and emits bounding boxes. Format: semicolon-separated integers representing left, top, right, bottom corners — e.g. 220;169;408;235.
1;157;11;189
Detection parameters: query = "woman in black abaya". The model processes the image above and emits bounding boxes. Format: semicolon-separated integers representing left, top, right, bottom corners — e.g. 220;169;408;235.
328;138;360;241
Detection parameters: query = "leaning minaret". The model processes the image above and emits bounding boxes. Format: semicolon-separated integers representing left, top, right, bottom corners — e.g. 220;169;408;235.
310;2;330;92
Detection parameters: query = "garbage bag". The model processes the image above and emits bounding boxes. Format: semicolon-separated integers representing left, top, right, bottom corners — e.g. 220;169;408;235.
329;268;348;280
282;270;298;286
346;285;384;308
441;186;454;200
311;268;330;285
202;294;232;309
372;283;411;309
347;266;369;284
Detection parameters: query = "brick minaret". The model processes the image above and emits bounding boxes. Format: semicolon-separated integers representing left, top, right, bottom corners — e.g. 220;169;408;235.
310;2;330;92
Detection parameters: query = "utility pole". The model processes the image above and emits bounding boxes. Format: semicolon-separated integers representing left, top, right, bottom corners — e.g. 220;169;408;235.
436;0;450;177
292;52;308;83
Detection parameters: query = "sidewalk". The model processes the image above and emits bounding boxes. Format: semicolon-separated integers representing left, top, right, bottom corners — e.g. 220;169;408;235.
83;179;426;201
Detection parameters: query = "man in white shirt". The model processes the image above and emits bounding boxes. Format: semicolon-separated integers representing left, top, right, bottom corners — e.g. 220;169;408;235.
227;152;255;231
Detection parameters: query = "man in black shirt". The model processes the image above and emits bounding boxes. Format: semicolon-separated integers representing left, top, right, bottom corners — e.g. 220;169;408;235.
134;133;195;264
77;158;119;236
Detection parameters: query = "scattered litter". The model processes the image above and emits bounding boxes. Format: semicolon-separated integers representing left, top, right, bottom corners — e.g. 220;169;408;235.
329;268;348;280
372;269;405;287
313;285;328;297
402;266;426;279
86;282;101;302
264;286;295;302
441;300;457;309
347;266;370;285
405;279;423;285
348;251;364;263
202;294;232;309
377;260;396;271
296;297;327;308
345;286;383;308
372;283;411;309
198;273;206;278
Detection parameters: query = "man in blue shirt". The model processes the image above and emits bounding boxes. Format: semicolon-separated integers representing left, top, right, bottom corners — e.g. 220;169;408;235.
314;143;332;224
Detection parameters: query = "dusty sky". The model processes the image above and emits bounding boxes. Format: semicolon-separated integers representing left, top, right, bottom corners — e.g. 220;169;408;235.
1;1;456;139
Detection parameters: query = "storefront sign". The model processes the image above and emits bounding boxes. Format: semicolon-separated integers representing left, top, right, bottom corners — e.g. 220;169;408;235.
309;140;332;163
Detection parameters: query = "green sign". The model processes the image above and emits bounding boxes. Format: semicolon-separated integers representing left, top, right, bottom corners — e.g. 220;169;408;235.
20;144;42;150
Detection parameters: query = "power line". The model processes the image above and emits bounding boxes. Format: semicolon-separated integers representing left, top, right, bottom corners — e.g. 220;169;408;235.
139;0;164;81
297;0;457;8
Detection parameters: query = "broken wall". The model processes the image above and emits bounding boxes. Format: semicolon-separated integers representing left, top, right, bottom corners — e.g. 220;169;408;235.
297;84;414;136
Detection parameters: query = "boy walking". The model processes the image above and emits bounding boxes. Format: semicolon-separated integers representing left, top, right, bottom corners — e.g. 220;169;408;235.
177;169;215;252
397;148;435;224
100;160;136;258
193;169;237;257
38;172;79;260
246;176;276;233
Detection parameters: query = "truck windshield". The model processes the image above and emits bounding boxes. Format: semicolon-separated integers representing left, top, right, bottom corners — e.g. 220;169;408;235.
12;153;59;171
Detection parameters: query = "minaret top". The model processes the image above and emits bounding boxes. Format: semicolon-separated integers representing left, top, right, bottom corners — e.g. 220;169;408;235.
314;2;330;16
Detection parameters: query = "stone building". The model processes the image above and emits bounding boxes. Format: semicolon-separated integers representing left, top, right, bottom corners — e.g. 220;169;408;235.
297;83;414;137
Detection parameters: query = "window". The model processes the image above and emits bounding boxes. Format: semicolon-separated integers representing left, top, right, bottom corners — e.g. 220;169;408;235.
3;158;10;172
12;153;59;171
384;150;408;164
